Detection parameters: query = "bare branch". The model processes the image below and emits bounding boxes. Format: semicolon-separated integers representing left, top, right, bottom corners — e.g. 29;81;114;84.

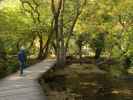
51;0;56;14
65;0;87;48
20;0;41;24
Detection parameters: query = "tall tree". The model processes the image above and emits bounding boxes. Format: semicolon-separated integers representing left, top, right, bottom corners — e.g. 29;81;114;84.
51;0;86;66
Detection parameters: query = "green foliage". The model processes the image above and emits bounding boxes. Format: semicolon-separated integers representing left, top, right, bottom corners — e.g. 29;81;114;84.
94;33;105;49
0;0;132;75
0;62;7;78
109;64;125;77
6;58;19;73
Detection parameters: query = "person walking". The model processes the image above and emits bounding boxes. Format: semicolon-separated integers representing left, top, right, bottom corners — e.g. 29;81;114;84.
18;47;27;75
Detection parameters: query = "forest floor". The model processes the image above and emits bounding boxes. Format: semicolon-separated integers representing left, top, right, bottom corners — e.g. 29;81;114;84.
40;58;133;100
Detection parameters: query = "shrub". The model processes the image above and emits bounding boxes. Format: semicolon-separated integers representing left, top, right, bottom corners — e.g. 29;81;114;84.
0;61;7;78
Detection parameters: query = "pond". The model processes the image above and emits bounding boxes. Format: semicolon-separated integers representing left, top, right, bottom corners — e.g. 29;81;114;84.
40;63;133;100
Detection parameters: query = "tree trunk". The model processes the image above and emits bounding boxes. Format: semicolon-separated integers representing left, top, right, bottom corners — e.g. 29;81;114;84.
58;0;66;67
95;48;102;59
42;18;54;59
79;45;82;64
38;33;44;59
51;0;66;67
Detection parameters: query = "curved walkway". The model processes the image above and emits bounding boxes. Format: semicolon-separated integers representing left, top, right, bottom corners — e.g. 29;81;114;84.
0;59;56;100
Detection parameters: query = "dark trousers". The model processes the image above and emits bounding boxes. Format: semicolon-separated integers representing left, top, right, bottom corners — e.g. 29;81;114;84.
20;62;25;75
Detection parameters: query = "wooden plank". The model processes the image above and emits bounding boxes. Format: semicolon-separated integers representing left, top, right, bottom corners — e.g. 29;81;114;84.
0;59;56;100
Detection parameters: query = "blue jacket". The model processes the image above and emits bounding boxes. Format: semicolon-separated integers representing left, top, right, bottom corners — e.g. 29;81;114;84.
18;50;26;63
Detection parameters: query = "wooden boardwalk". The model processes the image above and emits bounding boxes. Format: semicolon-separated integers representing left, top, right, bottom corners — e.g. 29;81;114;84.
0;59;56;100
